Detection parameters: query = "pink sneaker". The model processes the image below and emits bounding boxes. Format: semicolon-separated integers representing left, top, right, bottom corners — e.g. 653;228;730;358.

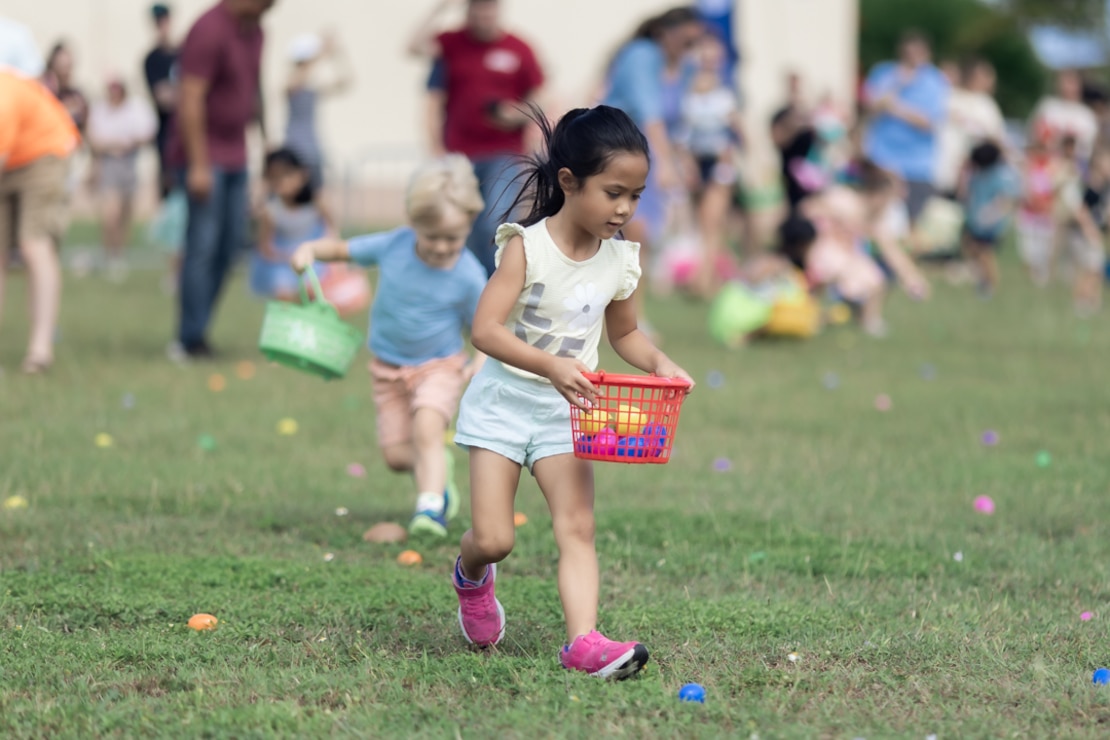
559;630;649;680
453;558;505;647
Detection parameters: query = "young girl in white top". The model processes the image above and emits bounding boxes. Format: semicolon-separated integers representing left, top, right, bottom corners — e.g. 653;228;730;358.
451;105;693;679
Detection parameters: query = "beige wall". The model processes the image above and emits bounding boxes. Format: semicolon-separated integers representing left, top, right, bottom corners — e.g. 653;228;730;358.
6;0;857;222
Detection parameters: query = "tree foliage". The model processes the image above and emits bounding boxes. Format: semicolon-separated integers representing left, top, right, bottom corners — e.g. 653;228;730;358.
860;0;1048;117
1002;0;1105;28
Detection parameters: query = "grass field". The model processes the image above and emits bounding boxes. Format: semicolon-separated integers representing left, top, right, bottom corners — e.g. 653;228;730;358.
2;242;1110;738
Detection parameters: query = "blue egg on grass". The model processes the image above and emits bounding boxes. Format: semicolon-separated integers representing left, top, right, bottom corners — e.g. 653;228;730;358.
1094;668;1110;685
678;683;706;703
616;436;647;458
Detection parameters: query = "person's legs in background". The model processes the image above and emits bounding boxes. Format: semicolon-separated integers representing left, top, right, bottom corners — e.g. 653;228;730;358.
469;156;524;277
1;157;69;373
207;169;249;319
176;168;228;356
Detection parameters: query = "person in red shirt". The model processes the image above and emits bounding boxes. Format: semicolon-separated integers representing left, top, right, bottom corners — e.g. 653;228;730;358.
409;0;545;276
167;0;274;360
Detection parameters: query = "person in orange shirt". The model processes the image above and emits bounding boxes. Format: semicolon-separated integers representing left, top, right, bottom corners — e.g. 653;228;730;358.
0;69;80;374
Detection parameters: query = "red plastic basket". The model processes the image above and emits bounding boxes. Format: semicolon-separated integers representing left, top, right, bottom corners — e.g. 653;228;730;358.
570;371;691;464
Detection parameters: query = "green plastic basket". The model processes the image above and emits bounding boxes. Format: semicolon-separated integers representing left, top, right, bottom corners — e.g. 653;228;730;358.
258;266;363;380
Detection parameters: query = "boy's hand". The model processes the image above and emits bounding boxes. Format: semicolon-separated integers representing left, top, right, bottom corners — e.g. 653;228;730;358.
546;357;597;410
289;244;316;274
654;357;695;393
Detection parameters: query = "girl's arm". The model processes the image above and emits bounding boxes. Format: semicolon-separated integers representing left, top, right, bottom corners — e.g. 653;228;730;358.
315;194;339;238
317;34;354;96
470;236;599;408
870;224;930;300
289;237;350;273
256;207;279;261
604;295;694;388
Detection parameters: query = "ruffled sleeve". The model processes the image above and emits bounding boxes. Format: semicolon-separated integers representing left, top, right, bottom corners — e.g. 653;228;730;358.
493;223;528;269
613;239;643;301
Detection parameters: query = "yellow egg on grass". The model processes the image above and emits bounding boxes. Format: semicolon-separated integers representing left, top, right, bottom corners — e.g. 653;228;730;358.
3;495;28;510
827;303;852;326
95;433;114;448
277;418;299;436
578;409;612;435
613;404;648;437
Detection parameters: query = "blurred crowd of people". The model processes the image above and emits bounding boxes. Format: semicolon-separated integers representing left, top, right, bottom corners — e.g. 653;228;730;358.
2;0;1108;374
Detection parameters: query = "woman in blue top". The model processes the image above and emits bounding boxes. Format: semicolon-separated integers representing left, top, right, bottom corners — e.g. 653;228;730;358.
603;7;704;324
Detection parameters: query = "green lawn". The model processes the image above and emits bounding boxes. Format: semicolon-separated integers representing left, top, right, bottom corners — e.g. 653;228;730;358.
2;246;1109;738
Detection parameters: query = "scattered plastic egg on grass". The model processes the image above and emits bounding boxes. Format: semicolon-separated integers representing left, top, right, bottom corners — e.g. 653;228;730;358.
95;433;114;448
207;374;226;393
713;457;733;473
678;683;706;703
514;512;528;527
346;462;366;478
197;434;217;452
323;552;335;562
874;394;892;412
822;371;840;390
335;507;349;517
707;371;725;389
1081;611;1094;622
187;613;218;631
981;430;999;447
919;363;937;381
787;652;799;663
397;550;423;566
973;495;995;515
3;495;28;510
1094;668;1110;685
277;418;299;436
235;361;256;380
121;393;136;410
1036;450;1052;468
953;551;964;562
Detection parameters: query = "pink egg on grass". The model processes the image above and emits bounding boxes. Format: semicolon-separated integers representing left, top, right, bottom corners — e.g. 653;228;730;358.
973;495;995;515
1081;611;1094;622
346;463;366;478
874;394;892;412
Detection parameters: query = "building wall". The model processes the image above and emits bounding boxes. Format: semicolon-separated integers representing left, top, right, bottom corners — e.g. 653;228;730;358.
6;0;857;222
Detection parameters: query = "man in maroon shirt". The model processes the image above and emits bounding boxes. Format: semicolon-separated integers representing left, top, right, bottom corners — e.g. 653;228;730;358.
409;0;544;275
168;0;274;360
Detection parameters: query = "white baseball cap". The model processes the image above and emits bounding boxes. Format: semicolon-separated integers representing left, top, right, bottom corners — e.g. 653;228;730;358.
288;34;322;63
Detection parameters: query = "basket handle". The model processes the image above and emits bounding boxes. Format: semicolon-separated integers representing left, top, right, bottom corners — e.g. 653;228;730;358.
580;371;692;390
299;266;333;310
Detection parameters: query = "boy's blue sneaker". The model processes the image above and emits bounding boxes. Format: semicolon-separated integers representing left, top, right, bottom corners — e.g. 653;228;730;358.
410;492;448;537
444;445;460;521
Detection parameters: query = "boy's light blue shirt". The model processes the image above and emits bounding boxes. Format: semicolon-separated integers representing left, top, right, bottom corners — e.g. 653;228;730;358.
863;61;950;183
347;227;487;367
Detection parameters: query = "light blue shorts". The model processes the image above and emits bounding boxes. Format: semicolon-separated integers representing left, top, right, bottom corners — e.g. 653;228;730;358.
454;359;574;471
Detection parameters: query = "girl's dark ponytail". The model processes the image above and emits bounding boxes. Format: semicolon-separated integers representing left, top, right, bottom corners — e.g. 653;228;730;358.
500;104;649;227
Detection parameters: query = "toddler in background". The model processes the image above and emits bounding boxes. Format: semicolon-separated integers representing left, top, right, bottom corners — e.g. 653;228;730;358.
251;148;336;302
962;140;1020;297
1016;133;1063;286
291;155;488;536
